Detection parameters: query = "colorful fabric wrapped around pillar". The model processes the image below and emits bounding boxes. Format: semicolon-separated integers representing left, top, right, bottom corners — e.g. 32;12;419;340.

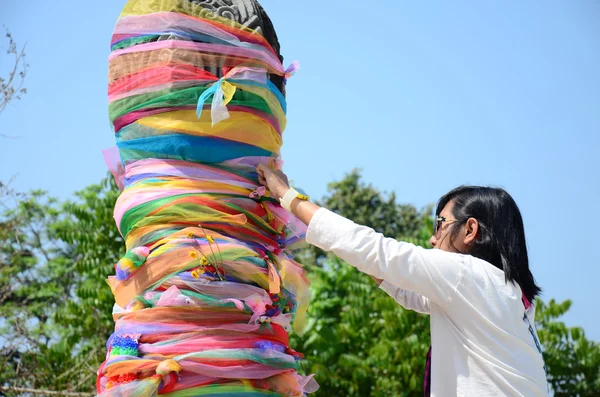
99;1;317;395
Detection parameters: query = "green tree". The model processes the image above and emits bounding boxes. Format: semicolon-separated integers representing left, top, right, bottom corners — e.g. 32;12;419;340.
0;177;121;396
1;171;598;396
536;299;600;396
0;188;77;391
293;170;433;397
296;258;432;397
298;169;428;268
52;176;123;366
318;170;425;240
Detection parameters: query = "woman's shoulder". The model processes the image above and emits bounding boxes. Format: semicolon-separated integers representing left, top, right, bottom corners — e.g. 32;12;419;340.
454;254;523;310
463;254;505;280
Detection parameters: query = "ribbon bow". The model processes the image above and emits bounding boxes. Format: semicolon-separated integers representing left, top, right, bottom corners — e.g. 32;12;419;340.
249;186;267;199
156;358;182;375
284;60;300;82
196;66;267;126
196;62;300;126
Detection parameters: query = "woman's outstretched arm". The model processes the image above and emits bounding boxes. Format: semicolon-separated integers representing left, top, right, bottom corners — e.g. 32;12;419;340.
256;163;320;226
257;164;464;308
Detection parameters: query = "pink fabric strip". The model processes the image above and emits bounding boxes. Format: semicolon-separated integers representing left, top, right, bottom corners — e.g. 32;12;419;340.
108;40;284;75
109;79;215;102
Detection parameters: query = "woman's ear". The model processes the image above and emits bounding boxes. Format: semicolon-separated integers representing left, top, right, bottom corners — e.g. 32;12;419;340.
464;217;479;245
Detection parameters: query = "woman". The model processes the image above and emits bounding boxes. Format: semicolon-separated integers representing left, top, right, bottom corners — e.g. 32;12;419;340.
257;164;549;396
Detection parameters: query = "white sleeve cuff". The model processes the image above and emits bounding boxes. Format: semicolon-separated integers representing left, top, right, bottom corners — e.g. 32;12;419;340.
305;207;342;251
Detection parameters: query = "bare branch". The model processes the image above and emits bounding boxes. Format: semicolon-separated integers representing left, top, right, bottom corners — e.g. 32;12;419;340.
56;348;98;381
72;371;96;392
1;26;28;137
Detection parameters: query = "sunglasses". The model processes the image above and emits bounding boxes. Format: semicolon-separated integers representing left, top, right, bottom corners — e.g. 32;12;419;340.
433;216;459;234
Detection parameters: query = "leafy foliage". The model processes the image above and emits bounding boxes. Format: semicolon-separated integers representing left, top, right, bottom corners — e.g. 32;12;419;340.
292;170;433;397
0;188;77;390
294;258;431;397
0;177;121;395
0;171;598;396
52;177;123;356
536;299;600;396
298;169;432;267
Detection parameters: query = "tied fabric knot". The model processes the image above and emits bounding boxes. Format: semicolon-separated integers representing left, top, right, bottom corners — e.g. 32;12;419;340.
116;246;150;281
156;359;181;376
284;60;300;83
196;66;268;126
250;186;267;199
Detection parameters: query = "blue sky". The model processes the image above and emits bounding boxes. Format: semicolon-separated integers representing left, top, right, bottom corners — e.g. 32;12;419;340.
1;1;599;340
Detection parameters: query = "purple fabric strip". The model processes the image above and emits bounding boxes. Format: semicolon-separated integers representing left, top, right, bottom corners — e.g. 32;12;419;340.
423;345;432;396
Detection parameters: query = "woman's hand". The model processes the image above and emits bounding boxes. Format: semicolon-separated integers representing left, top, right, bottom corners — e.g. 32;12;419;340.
369;275;384;286
256;163;290;200
257;163;320;226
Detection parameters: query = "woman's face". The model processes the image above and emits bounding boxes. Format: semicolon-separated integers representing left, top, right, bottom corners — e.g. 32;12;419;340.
430;200;468;252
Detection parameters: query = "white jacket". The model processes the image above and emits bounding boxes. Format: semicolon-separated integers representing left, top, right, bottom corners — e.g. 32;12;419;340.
306;208;549;397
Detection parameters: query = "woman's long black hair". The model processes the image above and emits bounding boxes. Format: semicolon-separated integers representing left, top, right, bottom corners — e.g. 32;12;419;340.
436;186;541;302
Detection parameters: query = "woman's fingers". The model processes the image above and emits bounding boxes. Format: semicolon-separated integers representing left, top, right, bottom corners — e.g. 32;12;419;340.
256;165;266;183
256;164;290;199
256;165;271;190
256;164;269;180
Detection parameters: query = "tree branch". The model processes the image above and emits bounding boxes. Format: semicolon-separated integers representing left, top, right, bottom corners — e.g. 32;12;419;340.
1;26;28;137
